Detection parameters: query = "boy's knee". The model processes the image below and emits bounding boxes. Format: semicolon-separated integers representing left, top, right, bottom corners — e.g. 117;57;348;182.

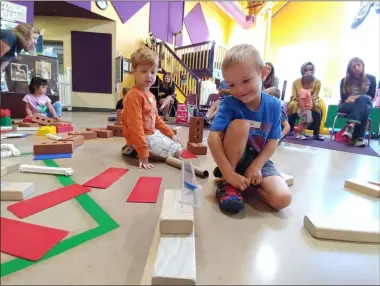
271;190;292;210
226;119;250;138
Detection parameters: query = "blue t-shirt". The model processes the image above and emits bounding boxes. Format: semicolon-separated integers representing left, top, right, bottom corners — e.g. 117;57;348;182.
0;30;21;62
210;93;281;153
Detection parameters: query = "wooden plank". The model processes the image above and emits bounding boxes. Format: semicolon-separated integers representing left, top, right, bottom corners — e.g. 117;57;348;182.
152;228;196;285
140;223;161;285
281;173;294;186
160;189;194;235
304;214;380;243
1;161;20;177
344;179;380;198
1;182;34;201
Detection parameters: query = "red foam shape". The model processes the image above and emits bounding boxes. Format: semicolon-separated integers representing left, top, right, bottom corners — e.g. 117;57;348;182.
83;167;129;189
126;177;162;203
56;125;74;133
182;149;198;159
0;217;69;261
23;116;33;122
7;184;91;218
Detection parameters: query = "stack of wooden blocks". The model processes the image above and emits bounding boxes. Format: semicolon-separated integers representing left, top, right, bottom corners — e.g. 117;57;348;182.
187;117;207;155
107;109;123;137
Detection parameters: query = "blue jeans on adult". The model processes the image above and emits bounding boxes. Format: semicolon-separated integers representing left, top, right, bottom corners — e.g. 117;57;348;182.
46;101;63;118
338;95;372;139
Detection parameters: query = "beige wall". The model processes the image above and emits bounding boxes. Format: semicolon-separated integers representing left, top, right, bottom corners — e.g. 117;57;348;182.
35;16;117;109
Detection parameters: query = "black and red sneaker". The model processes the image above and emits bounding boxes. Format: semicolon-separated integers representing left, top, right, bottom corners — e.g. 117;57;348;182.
216;181;244;212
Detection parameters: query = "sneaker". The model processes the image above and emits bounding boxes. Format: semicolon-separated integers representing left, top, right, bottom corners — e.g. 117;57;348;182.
296;134;307;140
216;181;244;212
342;125;354;139
313;135;324;141
353;138;366;147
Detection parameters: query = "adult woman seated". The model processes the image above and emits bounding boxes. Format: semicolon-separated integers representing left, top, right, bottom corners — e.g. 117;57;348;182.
263;62;279;90
338;57;376;147
158;72;176;121
0;23;40;72
287;62;324;141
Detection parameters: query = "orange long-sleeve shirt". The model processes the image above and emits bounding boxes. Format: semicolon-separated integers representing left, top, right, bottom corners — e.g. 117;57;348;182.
122;86;174;159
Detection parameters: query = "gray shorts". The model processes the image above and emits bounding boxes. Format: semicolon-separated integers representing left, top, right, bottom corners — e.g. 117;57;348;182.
235;143;281;178
297;109;313;123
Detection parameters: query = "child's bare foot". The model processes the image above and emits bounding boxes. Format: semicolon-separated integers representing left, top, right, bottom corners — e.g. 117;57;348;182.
174;149;183;159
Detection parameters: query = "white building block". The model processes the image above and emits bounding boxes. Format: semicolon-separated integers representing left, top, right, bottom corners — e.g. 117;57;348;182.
0;126;12;131
1;150;12;159
19;164;73;176
152;229;196;285
46;134;62;141
344;179;380;198
16;127;39;131
4;133;26;138
4;144;20;156
160;189;194;235
281;173;294;186
1;161;20;177
1;182;34;201
304;214;380;243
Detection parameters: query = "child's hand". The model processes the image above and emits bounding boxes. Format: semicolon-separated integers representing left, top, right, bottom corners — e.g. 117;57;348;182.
171;134;183;147
244;165;262;185
139;157;154;170
225;171;250;191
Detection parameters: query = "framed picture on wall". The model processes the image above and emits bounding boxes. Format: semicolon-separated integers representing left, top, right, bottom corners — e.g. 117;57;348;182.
36;61;52;79
11;63;28;82
115;56;123;83
123;58;131;73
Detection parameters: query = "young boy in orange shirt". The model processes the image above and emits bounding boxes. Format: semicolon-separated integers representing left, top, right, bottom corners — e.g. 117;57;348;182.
121;47;183;169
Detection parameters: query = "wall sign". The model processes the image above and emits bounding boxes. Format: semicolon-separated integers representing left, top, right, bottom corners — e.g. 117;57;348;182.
0;19;17;30
0;1;27;23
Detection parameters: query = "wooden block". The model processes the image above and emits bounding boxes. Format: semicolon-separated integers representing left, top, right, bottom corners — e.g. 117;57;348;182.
304;214;380;243
344;179;380;198
1;182;34;201
19;122;39;127
160;189;194;235
68;131;97;140
107;125;123;137
152;229;196;285
31;114;56;126
59;135;84;148
1;161;19;177
281;173;294;186
33;141;74;155
50;121;72;126
188;117;204;143
86;128;113;138
187;142;207;155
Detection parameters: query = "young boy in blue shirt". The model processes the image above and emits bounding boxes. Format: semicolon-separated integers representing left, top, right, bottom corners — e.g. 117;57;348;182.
208;44;292;213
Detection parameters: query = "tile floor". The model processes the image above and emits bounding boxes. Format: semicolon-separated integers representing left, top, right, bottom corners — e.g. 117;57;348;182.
1;112;379;285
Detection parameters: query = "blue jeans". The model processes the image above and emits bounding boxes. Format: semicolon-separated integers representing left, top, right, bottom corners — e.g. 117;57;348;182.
46;101;62;118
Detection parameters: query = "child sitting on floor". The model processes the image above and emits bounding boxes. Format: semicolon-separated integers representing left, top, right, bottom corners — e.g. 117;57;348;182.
23;77;62;119
116;87;129;110
208;44;292;213
296;74;315;140
121;47;183;170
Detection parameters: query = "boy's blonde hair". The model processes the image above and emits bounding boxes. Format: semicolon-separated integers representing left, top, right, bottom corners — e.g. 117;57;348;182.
13;23;40;50
130;47;158;69
222;44;264;72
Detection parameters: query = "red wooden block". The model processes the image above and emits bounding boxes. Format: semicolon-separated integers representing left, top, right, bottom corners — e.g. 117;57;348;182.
19;122;39;127
33;141;74;155
187;142;207;155
59;135;84;148
107;125;123;137
31;114;56;126
68;131;97;140
56;125;74;133
23;116;33;123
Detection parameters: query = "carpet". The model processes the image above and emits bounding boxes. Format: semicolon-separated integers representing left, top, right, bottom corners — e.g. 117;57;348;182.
282;136;379;157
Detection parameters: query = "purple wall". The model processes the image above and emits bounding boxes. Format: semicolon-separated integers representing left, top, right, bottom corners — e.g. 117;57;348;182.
184;3;209;44
71;31;112;94
112;1;148;24
66;1;91;12
149;1;184;45
9;1;34;24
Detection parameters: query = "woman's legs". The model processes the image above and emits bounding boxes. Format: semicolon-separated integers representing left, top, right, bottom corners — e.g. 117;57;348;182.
287;113;299;134
353;103;372;139
311;109;324;141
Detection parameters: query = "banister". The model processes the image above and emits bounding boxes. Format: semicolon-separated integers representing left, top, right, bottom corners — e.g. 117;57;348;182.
174;40;215;51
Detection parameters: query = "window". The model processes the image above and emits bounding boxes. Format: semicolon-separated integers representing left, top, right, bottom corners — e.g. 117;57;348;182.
43;40;64;74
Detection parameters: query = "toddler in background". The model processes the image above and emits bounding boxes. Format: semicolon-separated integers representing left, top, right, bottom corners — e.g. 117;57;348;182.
296;74;315;140
121;47;183;170
116;87;129;110
23;77;62;119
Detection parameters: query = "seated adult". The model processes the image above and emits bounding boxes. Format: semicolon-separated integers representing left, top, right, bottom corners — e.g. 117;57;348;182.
158;72;176;121
338;57;376;147
204;79;230;125
262;62;279;89
287;62;324;141
0;23;40;72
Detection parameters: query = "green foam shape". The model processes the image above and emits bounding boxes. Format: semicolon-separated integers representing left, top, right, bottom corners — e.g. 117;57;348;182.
1;159;119;277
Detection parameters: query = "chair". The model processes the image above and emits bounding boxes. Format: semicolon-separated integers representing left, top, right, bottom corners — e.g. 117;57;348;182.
198;93;220;117
330;113;372;146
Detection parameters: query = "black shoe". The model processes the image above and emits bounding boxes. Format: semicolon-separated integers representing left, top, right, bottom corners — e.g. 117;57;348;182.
313;135;324;141
216;181;244;212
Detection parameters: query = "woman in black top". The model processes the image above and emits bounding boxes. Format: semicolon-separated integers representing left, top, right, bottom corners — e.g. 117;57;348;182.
158;72;176;121
338;57;377;147
0;23;40;72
